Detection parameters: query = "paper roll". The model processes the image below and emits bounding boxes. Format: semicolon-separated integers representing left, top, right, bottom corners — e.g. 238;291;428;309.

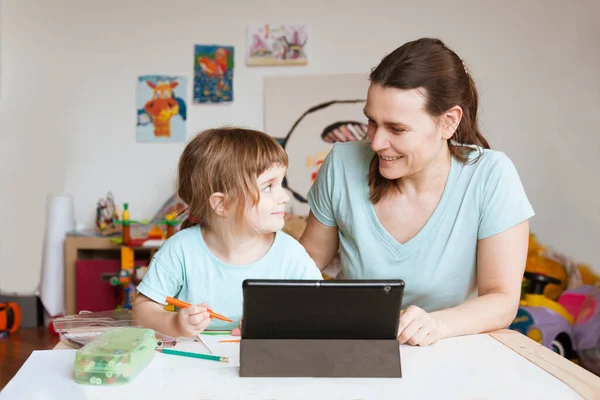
40;194;75;319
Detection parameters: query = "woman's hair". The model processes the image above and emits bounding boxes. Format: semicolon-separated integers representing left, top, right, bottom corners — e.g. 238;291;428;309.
368;37;491;203
178;127;288;231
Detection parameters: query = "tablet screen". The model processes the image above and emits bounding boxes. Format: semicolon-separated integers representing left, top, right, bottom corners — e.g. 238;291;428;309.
241;279;404;339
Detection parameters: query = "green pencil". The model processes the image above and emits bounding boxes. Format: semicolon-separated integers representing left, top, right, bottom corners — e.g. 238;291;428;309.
201;330;231;335
157;348;229;363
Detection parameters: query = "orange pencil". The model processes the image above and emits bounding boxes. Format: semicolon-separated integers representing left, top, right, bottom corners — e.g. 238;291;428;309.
219;339;241;343
165;296;233;323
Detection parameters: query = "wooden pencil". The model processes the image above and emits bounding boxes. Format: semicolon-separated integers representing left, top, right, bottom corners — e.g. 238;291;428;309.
157;348;229;363
165;296;233;322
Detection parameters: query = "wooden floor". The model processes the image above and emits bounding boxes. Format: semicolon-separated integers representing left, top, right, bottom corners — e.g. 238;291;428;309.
0;327;59;390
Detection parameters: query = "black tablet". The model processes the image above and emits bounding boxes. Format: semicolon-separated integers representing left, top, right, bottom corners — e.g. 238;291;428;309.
241;279;404;340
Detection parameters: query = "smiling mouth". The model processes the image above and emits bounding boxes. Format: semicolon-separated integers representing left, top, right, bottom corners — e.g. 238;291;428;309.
379;155;403;161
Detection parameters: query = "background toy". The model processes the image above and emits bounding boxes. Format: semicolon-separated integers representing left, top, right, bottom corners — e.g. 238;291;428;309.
95;191;120;236
100;247;148;310
524;234;600;296
155;212;182;239
111;203;150;246
572;284;600;376
524;234;567;299
0;302;22;336
510;272;600;376
511;272;576;358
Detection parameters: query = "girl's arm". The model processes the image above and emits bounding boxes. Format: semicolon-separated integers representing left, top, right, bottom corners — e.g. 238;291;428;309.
132;293;212;338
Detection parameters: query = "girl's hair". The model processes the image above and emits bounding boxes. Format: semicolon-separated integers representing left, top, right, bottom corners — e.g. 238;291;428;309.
368;37;491;203
178;127;288;231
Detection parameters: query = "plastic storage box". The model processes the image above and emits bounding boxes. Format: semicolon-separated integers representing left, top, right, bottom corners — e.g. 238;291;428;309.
74;327;156;385
52;309;177;349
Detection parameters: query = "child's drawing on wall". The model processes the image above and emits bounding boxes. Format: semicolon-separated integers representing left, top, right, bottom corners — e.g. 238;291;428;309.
193;45;234;103
136;75;187;143
247;24;308;66
265;73;369;216
280;100;368;210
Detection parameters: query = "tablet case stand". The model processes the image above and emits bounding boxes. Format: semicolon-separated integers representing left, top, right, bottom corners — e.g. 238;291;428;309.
240;338;402;378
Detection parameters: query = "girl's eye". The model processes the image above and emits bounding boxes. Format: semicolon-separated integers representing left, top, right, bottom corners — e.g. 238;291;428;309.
261;184;273;193
390;127;406;134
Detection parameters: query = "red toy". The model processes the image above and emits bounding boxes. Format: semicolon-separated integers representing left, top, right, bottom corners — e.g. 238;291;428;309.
0;302;22;335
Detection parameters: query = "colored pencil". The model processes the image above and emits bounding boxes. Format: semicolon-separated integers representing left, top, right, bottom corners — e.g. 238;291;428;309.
219;339;241;343
201;330;232;335
165;296;233;322
157;348;229;363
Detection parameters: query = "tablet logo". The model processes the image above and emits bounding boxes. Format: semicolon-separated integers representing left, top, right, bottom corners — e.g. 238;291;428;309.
384;286;391;293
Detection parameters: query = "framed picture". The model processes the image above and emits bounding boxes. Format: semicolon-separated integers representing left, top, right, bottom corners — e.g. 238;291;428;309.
247;24;308;66
136;75;188;143
193;45;234;103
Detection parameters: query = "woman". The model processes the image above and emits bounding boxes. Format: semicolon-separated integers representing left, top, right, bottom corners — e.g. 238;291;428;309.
300;38;534;346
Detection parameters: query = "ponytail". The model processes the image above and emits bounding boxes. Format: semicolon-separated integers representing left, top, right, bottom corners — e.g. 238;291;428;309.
449;72;490;163
179;217;196;230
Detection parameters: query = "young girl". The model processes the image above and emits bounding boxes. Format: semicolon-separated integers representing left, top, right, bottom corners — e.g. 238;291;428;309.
133;127;323;337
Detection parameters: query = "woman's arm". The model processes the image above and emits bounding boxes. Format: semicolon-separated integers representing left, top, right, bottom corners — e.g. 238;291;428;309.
431;220;530;338
132;293;211;338
299;212;340;271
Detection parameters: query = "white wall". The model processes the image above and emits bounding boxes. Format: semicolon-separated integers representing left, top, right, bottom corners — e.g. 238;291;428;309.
0;0;598;294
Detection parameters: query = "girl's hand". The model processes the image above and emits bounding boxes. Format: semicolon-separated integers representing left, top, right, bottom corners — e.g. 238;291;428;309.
397;305;443;346
176;304;212;337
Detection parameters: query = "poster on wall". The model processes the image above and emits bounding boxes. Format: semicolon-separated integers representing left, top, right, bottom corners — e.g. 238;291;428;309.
264;74;369;216
136;75;188;143
247;24;308;66
193;45;234;103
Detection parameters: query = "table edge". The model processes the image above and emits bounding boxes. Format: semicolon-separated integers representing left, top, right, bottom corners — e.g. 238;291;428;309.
490;329;600;400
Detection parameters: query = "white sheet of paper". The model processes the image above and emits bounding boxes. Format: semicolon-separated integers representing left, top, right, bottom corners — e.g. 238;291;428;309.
199;334;241;367
0;335;584;400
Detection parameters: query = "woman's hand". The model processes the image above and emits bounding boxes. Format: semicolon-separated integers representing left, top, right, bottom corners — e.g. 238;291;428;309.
397;305;444;346
176;304;212;337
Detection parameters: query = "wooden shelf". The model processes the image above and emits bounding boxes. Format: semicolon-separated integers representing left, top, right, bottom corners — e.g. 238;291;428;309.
64;235;157;315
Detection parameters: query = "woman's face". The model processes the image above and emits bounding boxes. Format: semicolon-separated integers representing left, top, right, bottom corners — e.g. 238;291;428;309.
364;83;449;180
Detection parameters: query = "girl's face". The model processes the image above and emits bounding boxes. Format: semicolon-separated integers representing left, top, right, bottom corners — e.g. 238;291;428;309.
364;83;449;180
246;165;290;234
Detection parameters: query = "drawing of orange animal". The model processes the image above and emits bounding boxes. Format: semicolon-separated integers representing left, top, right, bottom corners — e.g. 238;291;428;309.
197;47;230;88
144;80;180;137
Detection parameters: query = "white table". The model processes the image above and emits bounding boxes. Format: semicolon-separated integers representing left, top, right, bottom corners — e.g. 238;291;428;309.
1;330;599;400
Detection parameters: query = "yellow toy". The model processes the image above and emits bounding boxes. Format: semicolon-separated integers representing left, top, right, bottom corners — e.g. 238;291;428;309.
524;234;599;300
524;234;568;300
519;272;574;324
156;212;180;239
107;247;137;309
577;264;600;286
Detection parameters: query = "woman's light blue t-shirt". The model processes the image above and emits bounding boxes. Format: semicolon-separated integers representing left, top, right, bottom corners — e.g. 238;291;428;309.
307;140;535;312
136;227;323;330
